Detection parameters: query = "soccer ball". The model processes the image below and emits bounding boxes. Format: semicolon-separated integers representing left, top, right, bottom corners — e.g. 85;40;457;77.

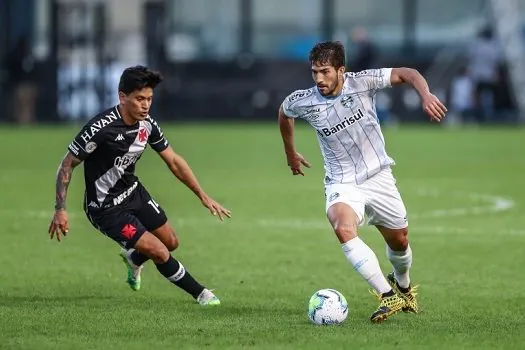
308;289;348;325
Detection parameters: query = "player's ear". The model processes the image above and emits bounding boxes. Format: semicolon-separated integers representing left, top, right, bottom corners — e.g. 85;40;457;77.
118;91;127;105
338;66;346;76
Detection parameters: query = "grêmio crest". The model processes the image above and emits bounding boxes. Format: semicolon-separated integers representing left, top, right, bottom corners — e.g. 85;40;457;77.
340;95;356;108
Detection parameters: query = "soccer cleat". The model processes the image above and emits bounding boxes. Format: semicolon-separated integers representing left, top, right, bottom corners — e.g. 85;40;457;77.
196;288;221;306
387;272;419;313
369;289;406;323
119;248;143;291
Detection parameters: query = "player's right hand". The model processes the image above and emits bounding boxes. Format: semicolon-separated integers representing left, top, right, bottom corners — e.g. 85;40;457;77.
286;152;311;176
48;209;69;242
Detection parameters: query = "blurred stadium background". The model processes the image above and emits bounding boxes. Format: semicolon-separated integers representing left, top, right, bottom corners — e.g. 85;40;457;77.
1;0;525;125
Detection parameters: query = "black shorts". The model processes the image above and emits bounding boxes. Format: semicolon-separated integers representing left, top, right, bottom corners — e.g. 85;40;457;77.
85;183;168;249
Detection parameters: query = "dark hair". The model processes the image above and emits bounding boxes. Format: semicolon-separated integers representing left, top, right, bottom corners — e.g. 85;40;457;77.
309;41;346;68
118;65;163;95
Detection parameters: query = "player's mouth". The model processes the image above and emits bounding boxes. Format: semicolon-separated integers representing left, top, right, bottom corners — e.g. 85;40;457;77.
317;85;329;94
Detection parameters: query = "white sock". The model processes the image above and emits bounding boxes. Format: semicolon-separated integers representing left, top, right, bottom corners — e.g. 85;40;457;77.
386;244;412;289
341;237;392;294
122;248;140;269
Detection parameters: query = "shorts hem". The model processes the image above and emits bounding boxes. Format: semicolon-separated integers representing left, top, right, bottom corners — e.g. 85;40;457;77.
326;199;365;226
145;218;168;233
125;228;147;249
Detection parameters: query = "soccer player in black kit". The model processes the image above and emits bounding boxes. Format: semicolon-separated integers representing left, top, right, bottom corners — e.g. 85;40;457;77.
48;66;230;305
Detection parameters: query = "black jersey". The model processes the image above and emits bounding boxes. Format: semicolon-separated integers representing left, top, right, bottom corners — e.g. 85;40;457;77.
67;105;169;210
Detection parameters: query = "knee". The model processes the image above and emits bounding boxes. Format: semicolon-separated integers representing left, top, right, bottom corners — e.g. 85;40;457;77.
166;235;179;252
388;227;409;251
334;223;358;243
147;245;170;264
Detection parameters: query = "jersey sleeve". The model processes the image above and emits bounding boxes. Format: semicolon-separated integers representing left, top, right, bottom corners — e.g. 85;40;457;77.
147;117;169;153
282;96;301;118
282;89;314;119
67;121;106;161
351;68;392;92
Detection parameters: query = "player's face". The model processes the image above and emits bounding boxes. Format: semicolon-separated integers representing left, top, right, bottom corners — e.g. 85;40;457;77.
119;88;154;121
311;62;345;96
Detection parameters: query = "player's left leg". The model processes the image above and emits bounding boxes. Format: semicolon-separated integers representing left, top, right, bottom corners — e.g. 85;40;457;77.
325;183;406;323
122;184;220;305
123;220;179;275
376;225;418;313
365;168;418;313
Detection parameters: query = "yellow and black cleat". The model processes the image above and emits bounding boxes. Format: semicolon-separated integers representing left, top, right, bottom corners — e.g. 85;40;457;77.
369;289;406;323
387;272;419;314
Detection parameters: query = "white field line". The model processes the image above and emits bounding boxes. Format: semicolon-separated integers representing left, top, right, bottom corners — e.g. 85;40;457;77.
410;189;515;219
1;189;520;234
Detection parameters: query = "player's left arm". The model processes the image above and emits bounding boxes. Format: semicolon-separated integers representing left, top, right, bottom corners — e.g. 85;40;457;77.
147;117;230;220
158;146;204;199
390;67;447;122
157;146;231;220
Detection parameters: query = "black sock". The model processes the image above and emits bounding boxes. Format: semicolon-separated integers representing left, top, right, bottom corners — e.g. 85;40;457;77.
130;250;150;266
382;289;395;298
155;256;205;298
397;283;411;294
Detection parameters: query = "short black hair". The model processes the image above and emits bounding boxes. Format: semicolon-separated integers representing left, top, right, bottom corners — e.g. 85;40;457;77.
309;41;346;69
118;65;163;95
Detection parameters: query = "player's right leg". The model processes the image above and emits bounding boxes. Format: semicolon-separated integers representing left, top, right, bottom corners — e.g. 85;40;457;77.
119;190;180;290
85;209;143;290
325;185;405;323
119;248;143;291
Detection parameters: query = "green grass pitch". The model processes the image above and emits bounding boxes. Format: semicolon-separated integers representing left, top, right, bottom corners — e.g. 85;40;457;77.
1;123;524;349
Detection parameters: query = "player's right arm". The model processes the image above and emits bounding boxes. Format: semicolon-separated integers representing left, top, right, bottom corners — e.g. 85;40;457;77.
278;99;311;176
49;119;104;241
49;151;82;242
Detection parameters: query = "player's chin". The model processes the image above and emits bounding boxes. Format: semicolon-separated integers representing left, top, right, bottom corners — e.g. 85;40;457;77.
318;88;329;96
318;86;333;96
135;113;148;120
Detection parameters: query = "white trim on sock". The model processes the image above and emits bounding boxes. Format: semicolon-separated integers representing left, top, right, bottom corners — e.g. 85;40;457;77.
124;248;140;269
167;262;186;282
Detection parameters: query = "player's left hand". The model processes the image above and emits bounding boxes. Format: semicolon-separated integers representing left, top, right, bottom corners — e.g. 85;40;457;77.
422;93;447;122
200;194;232;221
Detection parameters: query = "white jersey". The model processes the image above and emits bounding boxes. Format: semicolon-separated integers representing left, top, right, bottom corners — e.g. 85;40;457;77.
283;68;395;185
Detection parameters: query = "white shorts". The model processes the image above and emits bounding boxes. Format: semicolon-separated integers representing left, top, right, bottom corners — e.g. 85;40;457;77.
324;168;408;229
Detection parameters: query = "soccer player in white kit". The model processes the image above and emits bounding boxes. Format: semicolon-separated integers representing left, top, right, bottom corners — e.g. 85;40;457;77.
278;41;447;323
